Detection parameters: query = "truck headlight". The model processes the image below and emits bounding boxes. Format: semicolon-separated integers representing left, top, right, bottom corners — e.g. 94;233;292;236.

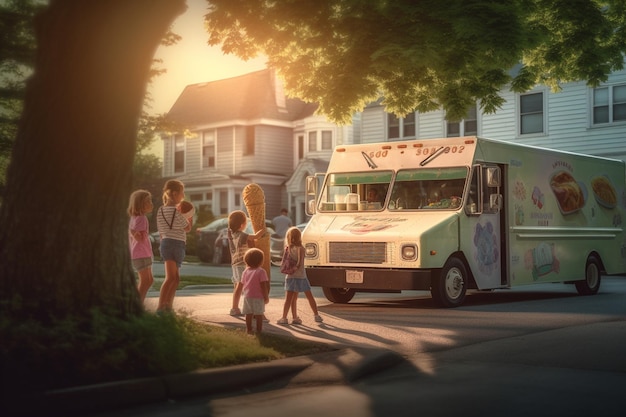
401;244;418;261
305;242;318;259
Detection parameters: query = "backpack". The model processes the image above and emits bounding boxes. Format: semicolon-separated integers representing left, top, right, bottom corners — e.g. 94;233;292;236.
280;246;299;275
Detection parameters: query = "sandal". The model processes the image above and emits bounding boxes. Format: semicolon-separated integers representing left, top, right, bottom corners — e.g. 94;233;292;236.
277;317;289;325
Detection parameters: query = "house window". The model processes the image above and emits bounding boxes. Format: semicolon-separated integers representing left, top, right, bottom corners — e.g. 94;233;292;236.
321;130;333;150
219;190;228;215
388;114;400;138
298;135;304;159
387;112;415;139
520;92;544;134
245;126;255;155
446;106;478;137
202;131;215;168
174;135;185;173
593;85;626;124
308;131;317;152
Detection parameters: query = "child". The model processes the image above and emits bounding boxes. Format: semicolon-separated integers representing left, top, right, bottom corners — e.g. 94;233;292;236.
227;210;266;316
277;226;323;325
156;180;192;313
127;189;154;302
241;248;270;335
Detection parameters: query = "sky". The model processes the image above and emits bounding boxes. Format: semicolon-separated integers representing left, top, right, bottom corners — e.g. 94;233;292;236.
147;0;267;115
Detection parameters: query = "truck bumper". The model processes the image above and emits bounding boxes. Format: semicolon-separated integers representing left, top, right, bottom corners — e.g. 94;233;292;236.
306;267;434;291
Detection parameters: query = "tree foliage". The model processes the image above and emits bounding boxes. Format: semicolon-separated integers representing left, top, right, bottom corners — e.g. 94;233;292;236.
206;0;626;123
0;0;46;193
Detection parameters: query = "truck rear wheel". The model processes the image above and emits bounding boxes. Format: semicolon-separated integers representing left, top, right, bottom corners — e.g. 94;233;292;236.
575;255;601;295
431;257;468;308
322;287;356;303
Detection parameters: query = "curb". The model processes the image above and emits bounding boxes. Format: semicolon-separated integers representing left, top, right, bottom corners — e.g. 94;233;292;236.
8;347;403;417
40;357;313;416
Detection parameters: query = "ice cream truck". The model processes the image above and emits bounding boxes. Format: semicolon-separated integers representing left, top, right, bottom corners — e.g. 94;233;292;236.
303;136;626;307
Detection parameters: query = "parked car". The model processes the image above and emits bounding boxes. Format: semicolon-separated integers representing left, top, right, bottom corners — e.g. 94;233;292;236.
270;222;308;266
196;217;273;264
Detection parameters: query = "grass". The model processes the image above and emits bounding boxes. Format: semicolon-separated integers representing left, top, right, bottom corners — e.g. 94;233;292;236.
1;309;334;394
153;254;200;264
151;275;232;291
179;314;332;367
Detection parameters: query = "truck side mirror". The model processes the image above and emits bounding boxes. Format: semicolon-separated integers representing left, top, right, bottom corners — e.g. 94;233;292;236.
306;176;318;215
490;194;502;211
486;167;501;187
306;176;317;195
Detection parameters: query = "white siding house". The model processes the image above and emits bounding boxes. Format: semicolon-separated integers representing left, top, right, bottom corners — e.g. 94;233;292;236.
161;69;341;223
361;68;626;162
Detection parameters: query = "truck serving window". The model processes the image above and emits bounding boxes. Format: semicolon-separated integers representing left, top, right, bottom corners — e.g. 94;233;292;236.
389;167;468;210
318;171;392;211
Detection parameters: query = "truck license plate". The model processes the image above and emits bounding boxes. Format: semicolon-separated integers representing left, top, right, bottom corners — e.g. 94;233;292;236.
346;270;364;284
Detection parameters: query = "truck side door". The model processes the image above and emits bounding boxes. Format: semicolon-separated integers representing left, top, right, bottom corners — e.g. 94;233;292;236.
464;165;503;289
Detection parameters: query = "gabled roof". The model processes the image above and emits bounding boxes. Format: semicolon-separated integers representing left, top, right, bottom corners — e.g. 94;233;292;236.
166;69;318;127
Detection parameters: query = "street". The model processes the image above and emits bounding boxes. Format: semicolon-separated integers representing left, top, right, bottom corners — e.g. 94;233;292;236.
123;263;626;416
149;262;626;355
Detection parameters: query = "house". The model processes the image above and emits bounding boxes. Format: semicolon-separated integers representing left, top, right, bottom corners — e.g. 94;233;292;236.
360;67;626;162
161;69;353;223
162;66;626;224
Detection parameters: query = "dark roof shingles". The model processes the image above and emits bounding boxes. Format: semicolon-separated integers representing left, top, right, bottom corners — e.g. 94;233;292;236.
166;69;317;126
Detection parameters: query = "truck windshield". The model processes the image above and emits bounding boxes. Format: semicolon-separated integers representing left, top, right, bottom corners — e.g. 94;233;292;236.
318;171;392;211
389;167;468;210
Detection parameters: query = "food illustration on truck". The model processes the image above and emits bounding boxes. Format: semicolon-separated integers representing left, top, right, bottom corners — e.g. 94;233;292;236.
550;171;586;215
302;136;626;307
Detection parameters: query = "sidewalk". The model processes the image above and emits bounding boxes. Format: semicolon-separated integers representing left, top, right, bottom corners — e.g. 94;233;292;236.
12;347;405;417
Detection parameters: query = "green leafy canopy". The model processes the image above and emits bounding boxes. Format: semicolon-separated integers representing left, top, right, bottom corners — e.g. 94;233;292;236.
206;0;626;123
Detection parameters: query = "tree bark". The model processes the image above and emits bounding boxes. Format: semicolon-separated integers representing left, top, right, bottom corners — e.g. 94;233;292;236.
0;0;186;321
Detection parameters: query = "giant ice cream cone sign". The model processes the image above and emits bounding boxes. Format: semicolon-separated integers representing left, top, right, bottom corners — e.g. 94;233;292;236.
242;183;270;280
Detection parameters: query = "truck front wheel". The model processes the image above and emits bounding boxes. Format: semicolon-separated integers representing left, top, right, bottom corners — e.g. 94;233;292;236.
322;287;356;303
432;257;468;308
575;255;601;295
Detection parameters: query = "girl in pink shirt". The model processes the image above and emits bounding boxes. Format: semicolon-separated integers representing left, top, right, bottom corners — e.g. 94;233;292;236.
241;248;270;335
128;189;154;302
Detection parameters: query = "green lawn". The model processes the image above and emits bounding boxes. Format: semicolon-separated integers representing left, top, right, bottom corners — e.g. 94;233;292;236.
151;275;232;291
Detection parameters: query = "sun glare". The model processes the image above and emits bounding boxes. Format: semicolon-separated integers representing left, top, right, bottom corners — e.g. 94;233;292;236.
149;0;266;115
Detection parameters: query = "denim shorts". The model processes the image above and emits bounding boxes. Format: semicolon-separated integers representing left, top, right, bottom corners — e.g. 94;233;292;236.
285;277;312;292
132;257;152;272
159;238;186;268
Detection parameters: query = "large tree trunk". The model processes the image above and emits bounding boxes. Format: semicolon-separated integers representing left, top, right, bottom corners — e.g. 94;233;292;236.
0;0;186;321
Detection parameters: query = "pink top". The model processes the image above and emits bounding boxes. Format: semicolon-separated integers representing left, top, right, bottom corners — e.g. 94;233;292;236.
129;215;153;259
241;267;269;299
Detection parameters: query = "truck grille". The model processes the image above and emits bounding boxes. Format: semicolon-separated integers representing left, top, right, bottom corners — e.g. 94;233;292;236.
328;242;387;264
